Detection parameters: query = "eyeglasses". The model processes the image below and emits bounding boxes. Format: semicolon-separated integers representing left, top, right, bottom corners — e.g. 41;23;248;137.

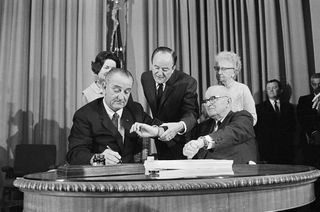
213;66;235;72
202;96;228;104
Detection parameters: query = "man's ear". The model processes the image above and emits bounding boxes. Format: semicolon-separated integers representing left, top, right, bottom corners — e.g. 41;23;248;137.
172;64;177;70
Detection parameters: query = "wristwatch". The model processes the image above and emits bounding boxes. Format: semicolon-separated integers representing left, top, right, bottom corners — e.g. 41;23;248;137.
199;135;216;149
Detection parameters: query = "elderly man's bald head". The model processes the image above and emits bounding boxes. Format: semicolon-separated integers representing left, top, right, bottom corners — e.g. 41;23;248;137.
205;85;230;99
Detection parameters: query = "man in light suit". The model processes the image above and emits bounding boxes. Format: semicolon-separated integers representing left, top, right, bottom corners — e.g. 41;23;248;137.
182;85;257;164
66;68;162;165
141;46;199;159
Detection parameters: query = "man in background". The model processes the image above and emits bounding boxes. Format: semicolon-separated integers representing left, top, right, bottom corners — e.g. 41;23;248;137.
182;85;257;164
141;46;199;159
297;73;320;165
255;79;296;164
297;73;320;211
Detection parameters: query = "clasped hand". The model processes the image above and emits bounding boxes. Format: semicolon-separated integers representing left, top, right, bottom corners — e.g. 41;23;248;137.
183;138;205;159
129;122;184;141
130;123;161;137
159;121;184;141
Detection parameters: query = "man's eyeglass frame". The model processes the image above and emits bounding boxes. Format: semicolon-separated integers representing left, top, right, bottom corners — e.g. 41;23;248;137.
202;96;229;104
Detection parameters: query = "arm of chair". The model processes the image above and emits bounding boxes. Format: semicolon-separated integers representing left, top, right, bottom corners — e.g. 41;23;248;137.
1;166;14;178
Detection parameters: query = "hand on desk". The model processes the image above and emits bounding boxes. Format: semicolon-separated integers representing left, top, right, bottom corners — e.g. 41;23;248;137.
101;148;122;164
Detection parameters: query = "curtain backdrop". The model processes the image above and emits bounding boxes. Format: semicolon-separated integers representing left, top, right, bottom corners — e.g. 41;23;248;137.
1;0;320;181
0;0;108;168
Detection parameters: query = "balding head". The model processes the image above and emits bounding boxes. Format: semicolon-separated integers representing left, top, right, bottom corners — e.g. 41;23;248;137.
205;85;230;99
203;85;232;120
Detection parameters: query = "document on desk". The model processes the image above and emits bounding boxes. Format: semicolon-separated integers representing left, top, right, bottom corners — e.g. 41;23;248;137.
144;159;234;178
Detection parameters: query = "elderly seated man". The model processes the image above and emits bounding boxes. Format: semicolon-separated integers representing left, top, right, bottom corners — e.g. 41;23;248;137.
131;85;257;164
183;85;257;164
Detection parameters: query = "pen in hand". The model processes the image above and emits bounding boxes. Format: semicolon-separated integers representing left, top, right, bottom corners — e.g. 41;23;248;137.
107;145;123;164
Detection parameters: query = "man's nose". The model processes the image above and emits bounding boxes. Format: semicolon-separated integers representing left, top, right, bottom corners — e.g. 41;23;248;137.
156;70;164;75
117;92;126;100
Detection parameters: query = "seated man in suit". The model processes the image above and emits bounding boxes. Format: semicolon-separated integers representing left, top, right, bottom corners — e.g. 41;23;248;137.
182;85;257;164
66;68;163;165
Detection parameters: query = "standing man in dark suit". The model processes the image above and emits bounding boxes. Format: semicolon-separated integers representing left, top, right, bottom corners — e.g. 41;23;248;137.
297;73;320;165
66;68;162;165
297;73;320;211
141;46;199;159
182;85;257;164
255;79;296;164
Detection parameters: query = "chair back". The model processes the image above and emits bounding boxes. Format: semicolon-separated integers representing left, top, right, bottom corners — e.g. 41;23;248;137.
13;144;56;177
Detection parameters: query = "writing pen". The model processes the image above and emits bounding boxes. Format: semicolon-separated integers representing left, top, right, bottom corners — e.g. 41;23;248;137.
107;145;123;164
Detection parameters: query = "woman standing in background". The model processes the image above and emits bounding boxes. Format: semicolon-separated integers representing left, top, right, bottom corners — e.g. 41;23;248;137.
82;51;121;105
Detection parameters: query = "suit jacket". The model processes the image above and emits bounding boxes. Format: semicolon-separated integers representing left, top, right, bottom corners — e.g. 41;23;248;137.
189;110;257;164
66;98;160;165
255;100;296;163
297;94;320;143
141;70;199;159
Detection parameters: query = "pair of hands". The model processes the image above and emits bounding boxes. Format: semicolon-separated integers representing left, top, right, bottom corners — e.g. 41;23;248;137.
92;122;184;165
130;122;184;141
182;138;205;159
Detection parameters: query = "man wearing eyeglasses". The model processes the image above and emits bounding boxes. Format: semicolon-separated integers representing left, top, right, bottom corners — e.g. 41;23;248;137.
183;85;257;164
141;46;199;160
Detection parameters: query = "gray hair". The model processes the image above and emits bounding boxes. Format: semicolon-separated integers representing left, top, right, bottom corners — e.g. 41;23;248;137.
215;51;242;73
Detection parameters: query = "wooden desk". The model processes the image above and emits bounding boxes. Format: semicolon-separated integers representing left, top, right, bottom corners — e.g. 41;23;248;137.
14;164;320;212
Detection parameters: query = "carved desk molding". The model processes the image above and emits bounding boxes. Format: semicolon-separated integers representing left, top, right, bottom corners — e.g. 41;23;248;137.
14;164;320;212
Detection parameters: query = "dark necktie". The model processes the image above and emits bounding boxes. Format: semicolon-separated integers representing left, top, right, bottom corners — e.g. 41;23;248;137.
157;83;164;107
112;113;119;129
214;121;222;132
274;100;280;113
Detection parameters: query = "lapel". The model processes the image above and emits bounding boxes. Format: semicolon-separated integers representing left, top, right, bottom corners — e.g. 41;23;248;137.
158;71;179;109
218;111;233;130
265;100;277;113
98;101;124;151
144;72;158;112
121;107;137;142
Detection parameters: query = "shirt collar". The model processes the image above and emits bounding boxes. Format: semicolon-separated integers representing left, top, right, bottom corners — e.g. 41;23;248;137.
91;82;103;94
103;98;123;119
216;116;225;125
156;82;166;90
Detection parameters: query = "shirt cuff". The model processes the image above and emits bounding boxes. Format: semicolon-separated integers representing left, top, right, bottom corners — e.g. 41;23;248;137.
177;121;187;135
204;135;215;149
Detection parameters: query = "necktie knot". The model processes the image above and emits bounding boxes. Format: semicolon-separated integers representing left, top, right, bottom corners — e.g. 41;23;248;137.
112;113;119;129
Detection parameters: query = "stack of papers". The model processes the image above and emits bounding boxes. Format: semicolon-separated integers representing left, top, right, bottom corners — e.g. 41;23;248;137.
144;159;234;179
